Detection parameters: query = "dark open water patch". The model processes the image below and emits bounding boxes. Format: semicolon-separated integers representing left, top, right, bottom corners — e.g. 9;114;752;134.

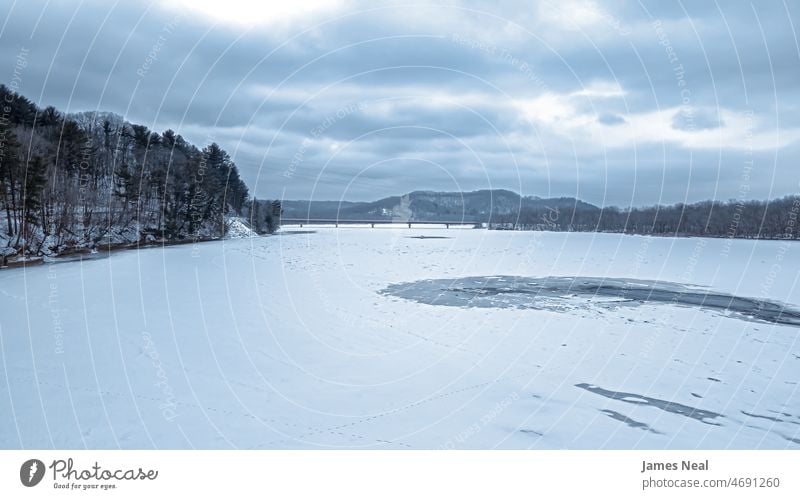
278;230;317;235
380;276;800;327
784;436;800;445
577;383;723;426
742;411;800;425
600;409;663;434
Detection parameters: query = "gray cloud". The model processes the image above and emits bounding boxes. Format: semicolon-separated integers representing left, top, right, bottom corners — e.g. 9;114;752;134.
597;113;626;125
671;108;723;131
2;0;798;205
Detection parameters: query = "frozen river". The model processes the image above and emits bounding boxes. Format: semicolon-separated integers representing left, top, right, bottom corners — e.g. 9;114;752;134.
1;228;799;449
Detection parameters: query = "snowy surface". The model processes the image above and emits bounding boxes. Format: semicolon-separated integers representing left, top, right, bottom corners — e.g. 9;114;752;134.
1;228;799;449
225;218;258;239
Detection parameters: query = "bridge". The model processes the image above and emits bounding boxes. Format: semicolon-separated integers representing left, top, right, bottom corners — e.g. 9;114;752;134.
280;218;481;229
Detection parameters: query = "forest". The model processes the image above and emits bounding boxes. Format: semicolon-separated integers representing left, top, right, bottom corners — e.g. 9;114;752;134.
0;84;279;261
491;196;800;239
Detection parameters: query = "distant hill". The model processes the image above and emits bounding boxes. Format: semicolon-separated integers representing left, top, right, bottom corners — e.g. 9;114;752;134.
280;191;800;240
281;190;599;222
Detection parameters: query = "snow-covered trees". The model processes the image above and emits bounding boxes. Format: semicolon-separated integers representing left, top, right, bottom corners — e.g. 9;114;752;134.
0;84;252;255
244;198;282;234
499;197;800;238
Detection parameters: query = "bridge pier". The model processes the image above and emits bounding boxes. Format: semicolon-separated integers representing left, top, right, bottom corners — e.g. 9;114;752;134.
446;223;450;229
371;223;374;228
408;222;411;228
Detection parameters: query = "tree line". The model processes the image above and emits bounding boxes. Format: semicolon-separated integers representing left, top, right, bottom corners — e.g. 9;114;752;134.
490;196;800;239
0;84;279;259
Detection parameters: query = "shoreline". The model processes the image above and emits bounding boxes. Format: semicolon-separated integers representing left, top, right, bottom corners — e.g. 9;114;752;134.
0;234;268;270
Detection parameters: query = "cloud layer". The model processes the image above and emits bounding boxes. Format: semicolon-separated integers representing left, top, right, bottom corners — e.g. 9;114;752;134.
1;0;798;205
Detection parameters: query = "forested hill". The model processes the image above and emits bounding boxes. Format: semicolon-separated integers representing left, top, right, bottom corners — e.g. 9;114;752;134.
0;84;267;260
281;190;598;222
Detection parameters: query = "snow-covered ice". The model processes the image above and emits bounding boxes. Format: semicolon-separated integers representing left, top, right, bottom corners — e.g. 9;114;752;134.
1;228;799;449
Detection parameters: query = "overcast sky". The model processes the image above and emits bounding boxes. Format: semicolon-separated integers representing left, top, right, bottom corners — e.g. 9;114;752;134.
2;0;798;205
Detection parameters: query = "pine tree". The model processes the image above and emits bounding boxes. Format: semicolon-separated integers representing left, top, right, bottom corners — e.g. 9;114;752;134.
0;121;22;237
16;155;47;252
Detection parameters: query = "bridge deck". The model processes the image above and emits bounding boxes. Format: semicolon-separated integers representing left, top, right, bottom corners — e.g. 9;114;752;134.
280;219;480;228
